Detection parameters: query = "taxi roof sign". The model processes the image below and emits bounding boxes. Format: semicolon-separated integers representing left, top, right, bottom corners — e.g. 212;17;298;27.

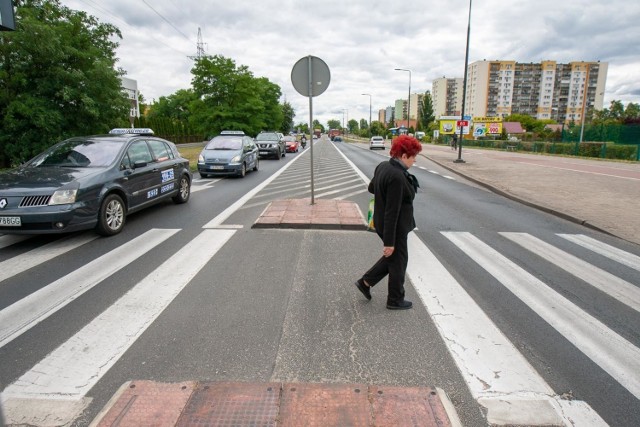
220;130;245;135
109;128;154;135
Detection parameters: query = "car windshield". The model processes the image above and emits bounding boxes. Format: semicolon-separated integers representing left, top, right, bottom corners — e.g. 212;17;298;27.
205;137;243;150
256;133;279;141
283;136;296;142
27;138;123;168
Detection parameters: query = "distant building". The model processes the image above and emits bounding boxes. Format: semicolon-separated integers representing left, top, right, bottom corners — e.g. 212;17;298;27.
463;60;607;124
432;77;463;118
120;77;140;126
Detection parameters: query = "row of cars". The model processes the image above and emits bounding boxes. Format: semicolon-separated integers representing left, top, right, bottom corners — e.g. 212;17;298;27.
197;131;303;179
0;129;306;237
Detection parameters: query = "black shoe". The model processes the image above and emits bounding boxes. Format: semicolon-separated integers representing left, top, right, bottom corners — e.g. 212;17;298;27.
354;279;371;300
386;300;412;310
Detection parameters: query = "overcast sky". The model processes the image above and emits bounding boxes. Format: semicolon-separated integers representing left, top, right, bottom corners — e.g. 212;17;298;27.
62;0;640;127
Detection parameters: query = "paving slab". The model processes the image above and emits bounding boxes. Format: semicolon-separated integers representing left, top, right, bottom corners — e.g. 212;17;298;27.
91;381;461;427
253;198;367;230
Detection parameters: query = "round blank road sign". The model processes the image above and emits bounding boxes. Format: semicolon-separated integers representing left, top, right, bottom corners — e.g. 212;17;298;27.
291;56;330;97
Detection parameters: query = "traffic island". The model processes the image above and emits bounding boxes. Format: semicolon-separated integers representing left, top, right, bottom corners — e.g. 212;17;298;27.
252;198;367;230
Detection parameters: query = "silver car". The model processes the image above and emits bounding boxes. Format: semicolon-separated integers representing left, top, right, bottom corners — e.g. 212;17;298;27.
198;131;259;178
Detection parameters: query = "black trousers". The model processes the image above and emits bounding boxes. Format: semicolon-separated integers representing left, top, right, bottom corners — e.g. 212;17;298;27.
362;231;409;304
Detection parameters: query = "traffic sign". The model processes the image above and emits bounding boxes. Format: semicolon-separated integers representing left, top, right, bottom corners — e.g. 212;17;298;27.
457;120;469;127
291;56;330;97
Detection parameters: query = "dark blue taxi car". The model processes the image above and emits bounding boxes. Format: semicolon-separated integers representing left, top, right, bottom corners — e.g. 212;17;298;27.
0;129;192;236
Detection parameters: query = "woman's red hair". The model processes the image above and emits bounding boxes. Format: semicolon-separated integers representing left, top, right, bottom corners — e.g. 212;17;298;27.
389;135;422;158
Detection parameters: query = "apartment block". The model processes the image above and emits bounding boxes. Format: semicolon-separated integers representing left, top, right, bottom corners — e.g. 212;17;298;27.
432;77;463;118
464;60;607;124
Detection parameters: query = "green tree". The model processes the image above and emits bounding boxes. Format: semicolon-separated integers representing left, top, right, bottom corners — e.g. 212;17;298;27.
280;101;295;133
327;119;341;130
188;55;282;137
419;91;435;131
348;119;359;134
312;119;324;133
0;0;129;167
147;89;197;123
371;121;385;136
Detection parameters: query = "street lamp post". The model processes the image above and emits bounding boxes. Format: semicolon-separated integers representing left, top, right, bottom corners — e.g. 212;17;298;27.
362;93;372;137
455;0;472;163
395;68;411;132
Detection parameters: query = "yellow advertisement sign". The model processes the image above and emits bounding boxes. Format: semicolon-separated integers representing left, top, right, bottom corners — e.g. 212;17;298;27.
439;120;470;135
472;117;502;123
473;122;503;137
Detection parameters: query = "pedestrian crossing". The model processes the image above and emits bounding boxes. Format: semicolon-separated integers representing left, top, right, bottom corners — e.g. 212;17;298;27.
1;228;637;425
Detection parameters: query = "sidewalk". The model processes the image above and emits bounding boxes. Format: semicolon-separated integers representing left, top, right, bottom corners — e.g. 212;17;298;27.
420;144;640;246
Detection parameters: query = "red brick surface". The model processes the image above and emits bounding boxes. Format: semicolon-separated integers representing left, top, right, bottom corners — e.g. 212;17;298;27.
253;199;366;230
93;381;456;426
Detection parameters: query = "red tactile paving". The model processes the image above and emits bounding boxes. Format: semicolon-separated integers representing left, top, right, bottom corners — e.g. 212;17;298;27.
278;383;371;427
371;385;452;427
176;382;280;426
252;198;367;230
94;380;196;427
92;381;457;427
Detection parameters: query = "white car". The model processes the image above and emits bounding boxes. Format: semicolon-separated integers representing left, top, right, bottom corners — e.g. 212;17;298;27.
369;136;385;150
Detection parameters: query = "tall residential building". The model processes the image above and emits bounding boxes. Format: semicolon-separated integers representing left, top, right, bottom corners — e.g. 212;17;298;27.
432;77;463;118
464;60;607;124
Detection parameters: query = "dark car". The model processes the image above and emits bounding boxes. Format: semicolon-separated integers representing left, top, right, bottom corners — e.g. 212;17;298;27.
333;136;343;142
0;128;191;236
198;131;259;178
255;132;286;159
283;136;300;153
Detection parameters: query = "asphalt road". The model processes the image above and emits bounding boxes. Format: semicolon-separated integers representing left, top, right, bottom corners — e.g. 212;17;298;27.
1;138;638;426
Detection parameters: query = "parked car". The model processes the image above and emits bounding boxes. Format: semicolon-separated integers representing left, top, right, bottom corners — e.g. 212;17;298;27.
198;130;259;178
256;132;286;159
369;136;385;150
283;136;300;153
0;128;191;236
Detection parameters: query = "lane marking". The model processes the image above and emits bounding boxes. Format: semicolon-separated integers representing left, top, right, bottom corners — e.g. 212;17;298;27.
558;233;640;272
202;150;305;228
0;229;178;349
444;231;640;400
0;233;98;283
501;232;640;313
407;233;606;426
0;235;31;250
1;229;235;426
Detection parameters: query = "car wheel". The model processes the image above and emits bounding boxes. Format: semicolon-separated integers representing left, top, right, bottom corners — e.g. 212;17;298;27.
275;149;281;160
282;149;286;157
96;193;126;236
238;163;246;178
172;175;190;203
253;158;259;171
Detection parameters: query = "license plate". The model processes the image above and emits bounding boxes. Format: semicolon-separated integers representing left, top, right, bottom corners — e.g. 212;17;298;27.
259;151;269;154
0;216;21;226
210;165;224;170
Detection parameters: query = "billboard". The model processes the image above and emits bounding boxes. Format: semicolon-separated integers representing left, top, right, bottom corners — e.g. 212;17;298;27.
439;119;469;135
0;0;16;31
472;117;503;137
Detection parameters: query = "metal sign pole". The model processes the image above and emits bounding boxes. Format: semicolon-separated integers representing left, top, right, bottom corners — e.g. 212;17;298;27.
307;56;315;204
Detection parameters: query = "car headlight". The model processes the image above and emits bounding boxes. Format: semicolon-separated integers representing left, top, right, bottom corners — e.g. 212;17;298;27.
198;154;204;163
230;155;241;163
49;189;78;205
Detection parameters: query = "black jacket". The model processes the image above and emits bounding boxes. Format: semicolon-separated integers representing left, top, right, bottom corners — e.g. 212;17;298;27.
368;158;418;247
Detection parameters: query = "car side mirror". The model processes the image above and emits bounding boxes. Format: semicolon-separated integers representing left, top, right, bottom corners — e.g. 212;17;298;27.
133;160;148;168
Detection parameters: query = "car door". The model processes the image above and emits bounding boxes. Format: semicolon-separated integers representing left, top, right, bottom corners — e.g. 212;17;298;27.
147;139;178;199
244;137;257;169
121;140;159;209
